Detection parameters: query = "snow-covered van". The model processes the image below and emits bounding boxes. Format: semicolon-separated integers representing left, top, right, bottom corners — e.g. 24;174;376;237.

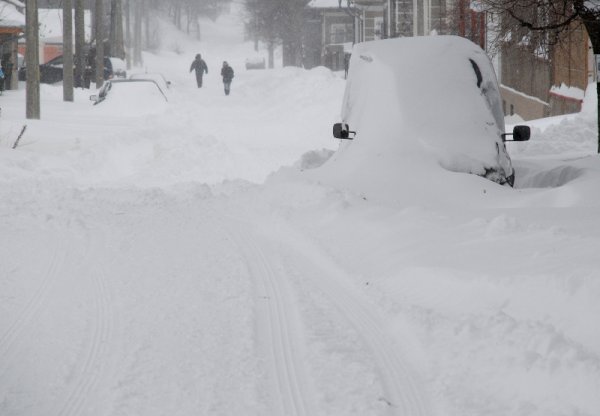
332;36;530;186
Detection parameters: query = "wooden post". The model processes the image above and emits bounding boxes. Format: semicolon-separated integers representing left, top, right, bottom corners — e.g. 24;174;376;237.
63;0;74;101
95;0;104;87
25;0;40;119
74;0;85;88
125;0;131;69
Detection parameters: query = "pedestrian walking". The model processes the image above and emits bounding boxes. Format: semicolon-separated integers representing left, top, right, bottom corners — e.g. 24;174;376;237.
344;53;351;79
190;53;208;88
0;63;5;94
220;61;234;96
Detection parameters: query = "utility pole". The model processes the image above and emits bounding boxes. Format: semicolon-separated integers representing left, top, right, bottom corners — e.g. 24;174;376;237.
74;0;86;88
25;0;40;119
63;0;74;101
94;0;104;87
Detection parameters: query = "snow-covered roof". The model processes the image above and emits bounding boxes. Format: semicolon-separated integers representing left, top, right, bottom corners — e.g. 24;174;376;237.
307;0;342;9
2;0;23;9
0;1;25;27
550;83;585;102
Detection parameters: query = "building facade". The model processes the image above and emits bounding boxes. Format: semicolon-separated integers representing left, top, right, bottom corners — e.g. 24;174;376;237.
0;0;25;90
499;20;594;120
303;0;385;71
303;2;355;70
305;0;593;120
384;0;451;38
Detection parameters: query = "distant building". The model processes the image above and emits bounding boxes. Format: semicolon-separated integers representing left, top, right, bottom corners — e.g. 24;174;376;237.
303;0;355;70
303;0;594;120
499;19;595;120
351;0;385;43
303;0;384;71
17;8;92;64
383;0;453;38
0;0;25;90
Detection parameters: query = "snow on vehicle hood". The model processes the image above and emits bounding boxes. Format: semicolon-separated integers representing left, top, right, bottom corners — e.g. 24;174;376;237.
93;80;168;117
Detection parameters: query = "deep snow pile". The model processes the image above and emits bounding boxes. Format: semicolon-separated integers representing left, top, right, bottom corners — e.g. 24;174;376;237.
1;5;599;416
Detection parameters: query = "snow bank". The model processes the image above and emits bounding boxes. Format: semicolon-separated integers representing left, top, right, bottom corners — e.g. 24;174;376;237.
507;84;598;160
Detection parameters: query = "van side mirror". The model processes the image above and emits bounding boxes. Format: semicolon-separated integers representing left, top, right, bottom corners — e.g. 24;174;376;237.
332;122;355;140
89;95;98;102
512;125;531;141
502;125;530;142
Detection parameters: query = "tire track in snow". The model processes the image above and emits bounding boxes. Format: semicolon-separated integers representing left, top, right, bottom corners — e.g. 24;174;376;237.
222;217;316;416
263;220;434;416
56;233;113;416
296;257;430;416
0;237;66;378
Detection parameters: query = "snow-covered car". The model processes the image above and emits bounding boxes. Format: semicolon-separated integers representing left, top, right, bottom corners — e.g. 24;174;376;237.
18;54;113;84
245;56;266;70
109;57;127;78
89;79;168;115
128;72;171;90
331;36;530;187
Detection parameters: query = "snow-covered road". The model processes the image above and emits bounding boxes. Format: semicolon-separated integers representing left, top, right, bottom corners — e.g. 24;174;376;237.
1;31;429;413
0;180;435;415
1;6;599;416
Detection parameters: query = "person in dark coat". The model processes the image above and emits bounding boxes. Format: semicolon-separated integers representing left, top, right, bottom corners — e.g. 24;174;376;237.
0;64;5;94
344;52;351;79
190;53;208;88
220;61;234;96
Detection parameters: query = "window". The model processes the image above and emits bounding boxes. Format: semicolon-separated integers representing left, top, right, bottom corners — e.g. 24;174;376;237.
374;17;383;40
330;23;352;44
469;59;482;88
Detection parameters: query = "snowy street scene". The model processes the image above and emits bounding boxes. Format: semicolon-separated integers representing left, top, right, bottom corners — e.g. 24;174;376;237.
1;1;599;415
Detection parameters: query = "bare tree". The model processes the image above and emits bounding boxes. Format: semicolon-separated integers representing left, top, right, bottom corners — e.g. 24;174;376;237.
480;0;600;152
133;0;142;66
63;0;74;101
280;0;307;67
244;0;285;68
125;0;132;69
110;0;126;59
144;1;149;49
25;0;40;119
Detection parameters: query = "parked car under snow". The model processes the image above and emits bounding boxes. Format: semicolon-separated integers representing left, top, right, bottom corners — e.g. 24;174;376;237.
109;57;127;78
331;36;530;187
128;72;172;91
90;79;168;115
18;54;114;85
245;56;266;70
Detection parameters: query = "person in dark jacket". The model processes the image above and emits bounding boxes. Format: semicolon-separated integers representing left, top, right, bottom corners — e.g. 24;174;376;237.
344;52;351;79
220;61;234;96
190;53;208;88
